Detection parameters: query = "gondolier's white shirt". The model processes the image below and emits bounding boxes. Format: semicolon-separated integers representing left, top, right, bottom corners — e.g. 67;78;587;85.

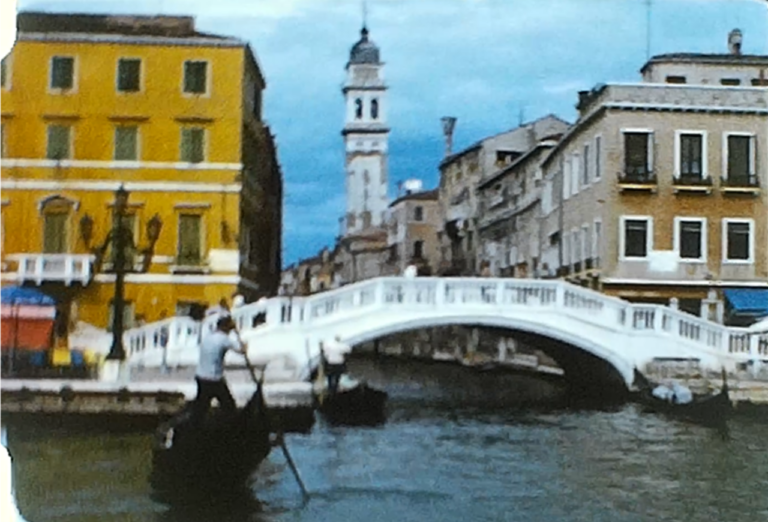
197;331;241;381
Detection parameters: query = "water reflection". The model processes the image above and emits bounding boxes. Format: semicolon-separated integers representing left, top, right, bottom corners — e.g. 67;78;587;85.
5;358;768;522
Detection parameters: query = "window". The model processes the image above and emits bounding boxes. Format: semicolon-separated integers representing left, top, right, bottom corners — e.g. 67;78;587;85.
751;78;768;86
581;225;590;261
674;218;706;261
371;98;379;120
414;206;424;222
117;58;141;92
114;126;138;161
354;98;363;119
413;240;424;259
109;213;137;267
572;230;580;263
594;136;601;181
183;61;208;94
582;145;590;185
180;127;205;163
46;125;71;160
43;213;68;253
666;75;687;84
571;154;580;195
562;159;571;200
623;131;652;178
50;56;75;90
177;214;203;265
1;56;8;89
726;134;755;181
593;220;602;265
621;216;652;259
720;78;740;86
722;219;754;263
0;123;6;158
677;132;706;179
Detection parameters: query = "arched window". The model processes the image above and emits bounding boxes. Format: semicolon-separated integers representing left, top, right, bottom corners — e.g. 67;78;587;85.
354;98;363;119
371;98;379;120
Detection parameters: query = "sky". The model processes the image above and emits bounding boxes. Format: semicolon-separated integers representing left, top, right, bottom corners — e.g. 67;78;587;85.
12;0;768;266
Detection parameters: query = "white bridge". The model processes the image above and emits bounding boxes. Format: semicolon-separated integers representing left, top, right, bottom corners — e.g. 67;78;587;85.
124;277;768;388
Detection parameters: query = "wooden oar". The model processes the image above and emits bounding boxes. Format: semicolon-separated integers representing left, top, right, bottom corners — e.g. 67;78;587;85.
226;308;310;501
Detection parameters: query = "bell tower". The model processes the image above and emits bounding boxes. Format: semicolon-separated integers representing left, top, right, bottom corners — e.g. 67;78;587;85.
342;24;390;235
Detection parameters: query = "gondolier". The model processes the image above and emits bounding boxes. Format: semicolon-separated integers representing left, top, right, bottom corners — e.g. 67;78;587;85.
192;314;245;420
322;336;350;394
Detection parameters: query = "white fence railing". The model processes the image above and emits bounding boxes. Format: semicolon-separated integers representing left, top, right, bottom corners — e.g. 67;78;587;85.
124;276;768;367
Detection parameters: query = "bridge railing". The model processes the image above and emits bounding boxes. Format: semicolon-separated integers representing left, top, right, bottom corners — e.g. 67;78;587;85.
124;276;768;366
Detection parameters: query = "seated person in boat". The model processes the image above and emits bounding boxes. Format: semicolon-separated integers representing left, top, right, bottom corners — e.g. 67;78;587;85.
651;382;694;405
192;314;245;419
322;336;350;394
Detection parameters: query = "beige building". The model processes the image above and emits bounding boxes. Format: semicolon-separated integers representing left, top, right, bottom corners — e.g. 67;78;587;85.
384;183;440;275
437;115;570;276
539;29;768;323
476;137;563;277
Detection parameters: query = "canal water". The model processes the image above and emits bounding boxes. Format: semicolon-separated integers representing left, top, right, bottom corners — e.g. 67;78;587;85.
4;357;768;522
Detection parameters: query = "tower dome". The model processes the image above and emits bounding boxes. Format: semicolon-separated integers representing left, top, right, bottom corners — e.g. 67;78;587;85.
348;26;380;65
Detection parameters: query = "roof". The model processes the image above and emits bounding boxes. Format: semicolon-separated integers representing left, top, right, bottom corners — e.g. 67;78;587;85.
389;188;439;208
477;138;561;190
640;52;768;73
438;113;570;169
17;12;226;39
348;26;380;66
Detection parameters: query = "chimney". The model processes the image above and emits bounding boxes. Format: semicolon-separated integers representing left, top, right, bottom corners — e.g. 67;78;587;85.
728;28;742;56
441;116;457;158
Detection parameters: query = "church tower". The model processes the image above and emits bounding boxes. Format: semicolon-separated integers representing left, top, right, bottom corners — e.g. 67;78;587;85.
342;25;390;235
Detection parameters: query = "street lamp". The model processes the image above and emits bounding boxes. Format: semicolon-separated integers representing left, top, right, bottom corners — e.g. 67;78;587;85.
106;185;131;361
95;185;162;361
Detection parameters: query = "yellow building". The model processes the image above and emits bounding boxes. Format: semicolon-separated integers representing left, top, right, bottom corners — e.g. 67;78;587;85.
0;12;283;336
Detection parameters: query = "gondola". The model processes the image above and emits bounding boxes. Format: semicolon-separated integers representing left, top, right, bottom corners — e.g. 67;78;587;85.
317;377;388;427
149;383;272;506
633;368;732;428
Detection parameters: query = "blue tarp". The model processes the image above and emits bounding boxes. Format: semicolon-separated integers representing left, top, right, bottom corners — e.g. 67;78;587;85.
0;286;56;306
723;289;768;316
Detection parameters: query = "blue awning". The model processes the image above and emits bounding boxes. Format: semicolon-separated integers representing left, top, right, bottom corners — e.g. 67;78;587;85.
0;286;56;306
723;289;768;316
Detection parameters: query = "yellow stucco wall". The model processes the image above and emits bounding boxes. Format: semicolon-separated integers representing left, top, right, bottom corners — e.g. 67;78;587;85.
0;32;262;329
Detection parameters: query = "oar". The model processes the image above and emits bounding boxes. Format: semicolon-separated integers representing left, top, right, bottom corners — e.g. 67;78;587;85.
227;306;310;501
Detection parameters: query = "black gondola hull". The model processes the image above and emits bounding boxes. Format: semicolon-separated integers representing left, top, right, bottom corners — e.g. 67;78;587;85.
149;389;272;505
318;383;388;426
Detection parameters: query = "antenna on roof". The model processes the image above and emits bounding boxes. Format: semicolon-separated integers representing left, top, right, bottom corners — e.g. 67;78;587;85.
362;0;368;29
518;107;525;126
645;0;652;61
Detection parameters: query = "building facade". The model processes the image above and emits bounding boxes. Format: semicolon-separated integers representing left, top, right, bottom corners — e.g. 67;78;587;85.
539;29;768;323
0;12;282;335
476;137;562;277
437;115;570;275
384;182;440;276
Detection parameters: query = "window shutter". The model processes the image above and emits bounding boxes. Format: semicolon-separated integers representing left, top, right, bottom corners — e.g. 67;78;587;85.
43;213;67;253
647;132;654;176
178;215;202;265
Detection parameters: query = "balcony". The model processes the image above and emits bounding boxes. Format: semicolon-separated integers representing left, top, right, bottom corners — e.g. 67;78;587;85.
13;254;94;286
617;171;657;193
672;175;713;194
720;174;761;196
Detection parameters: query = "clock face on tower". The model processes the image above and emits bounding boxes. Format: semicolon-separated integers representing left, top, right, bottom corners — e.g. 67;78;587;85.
0;0;17;60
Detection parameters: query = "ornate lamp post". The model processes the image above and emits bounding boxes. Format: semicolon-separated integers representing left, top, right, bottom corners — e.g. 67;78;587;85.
81;185;162;362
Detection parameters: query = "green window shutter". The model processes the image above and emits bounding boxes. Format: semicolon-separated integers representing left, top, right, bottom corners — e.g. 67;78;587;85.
114;126;138;160
180;128;204;163
177;214;202;265
51;57;74;89
46;125;71;160
43;213;67;253
183;61;207;94
117;59;141;92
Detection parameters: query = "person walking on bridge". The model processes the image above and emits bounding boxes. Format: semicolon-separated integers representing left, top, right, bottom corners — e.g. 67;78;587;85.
192;314;245;420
